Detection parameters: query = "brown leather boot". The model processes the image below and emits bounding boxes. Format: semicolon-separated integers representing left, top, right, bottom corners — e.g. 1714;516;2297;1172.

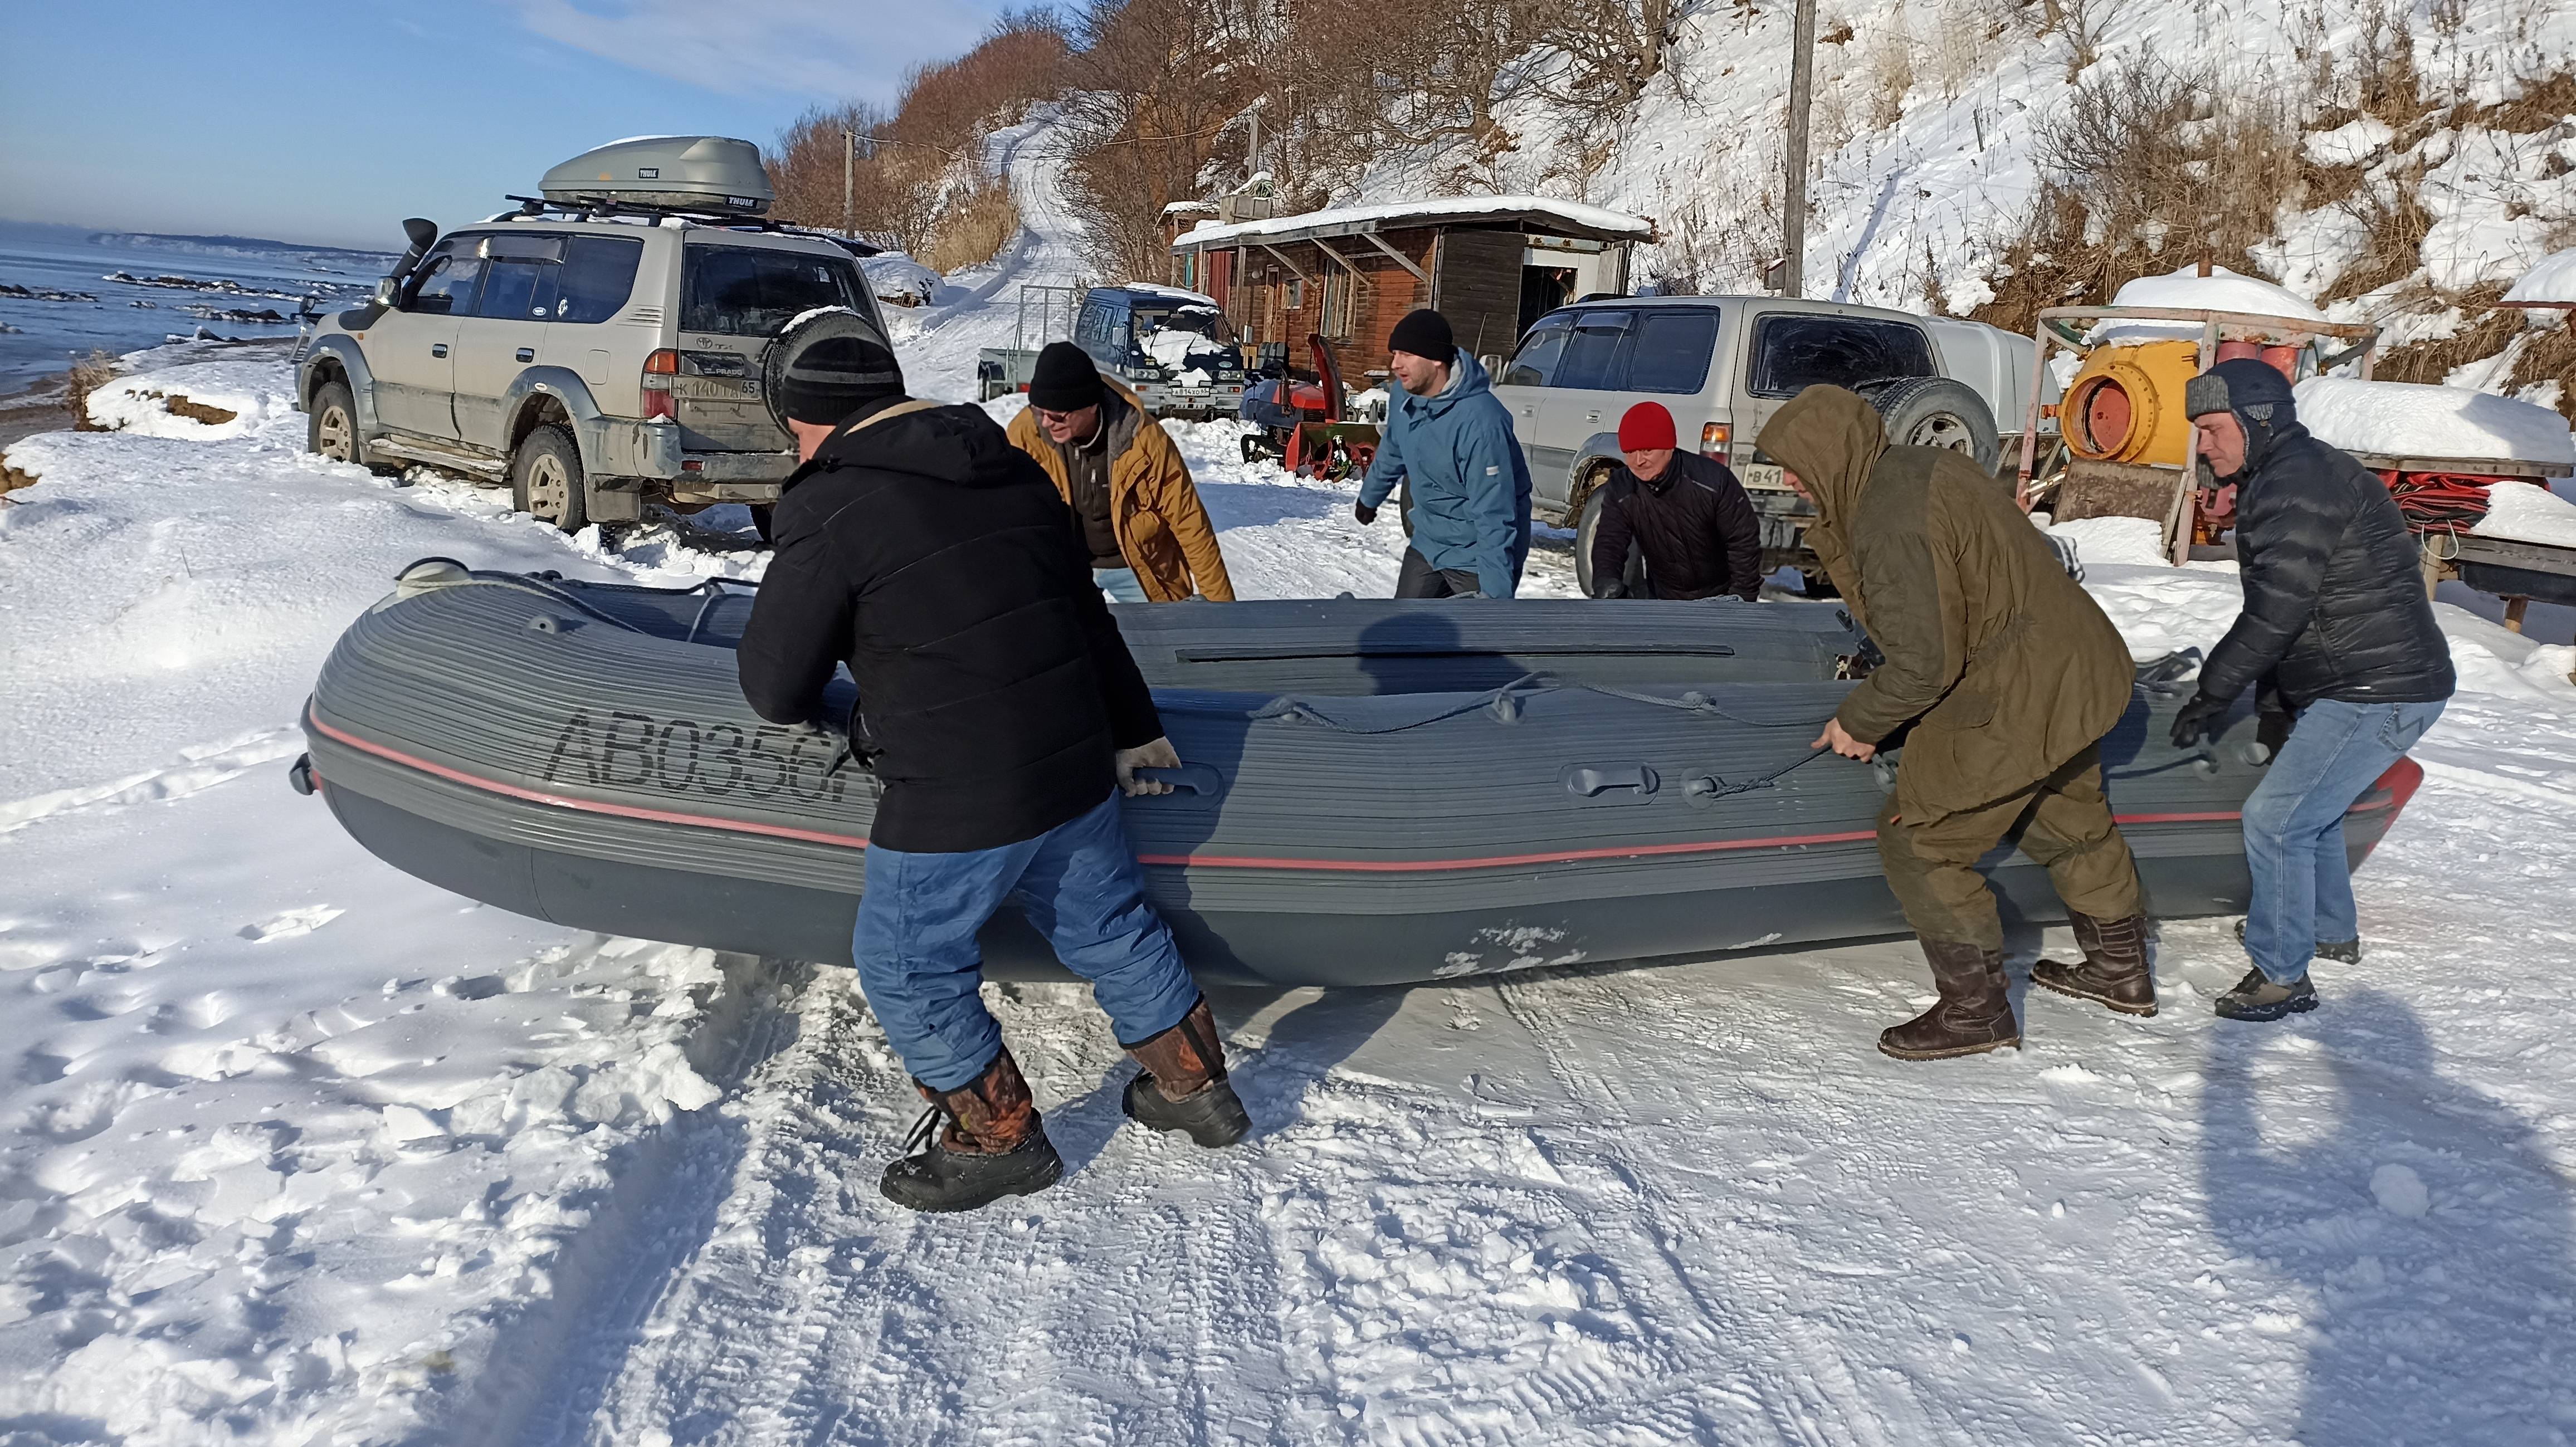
880;1047;1062;1213
2031;912;2158;1016
1121;998;1252;1147
1879;940;2022;1060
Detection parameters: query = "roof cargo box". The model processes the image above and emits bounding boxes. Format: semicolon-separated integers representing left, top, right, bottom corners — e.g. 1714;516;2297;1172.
540;136;773;216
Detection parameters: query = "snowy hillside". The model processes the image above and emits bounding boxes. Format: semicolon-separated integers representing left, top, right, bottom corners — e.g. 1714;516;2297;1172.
1329;0;2576;409
4;171;2575;1443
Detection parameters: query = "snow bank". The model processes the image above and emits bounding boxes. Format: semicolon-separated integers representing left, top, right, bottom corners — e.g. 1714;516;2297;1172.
83;356;299;440
860;253;943;307
2304;116;2397;167
2042;514;2169;570
2473;480;2576;549
2294;377;2575;465
2503;247;2576;306
0;348;803;1444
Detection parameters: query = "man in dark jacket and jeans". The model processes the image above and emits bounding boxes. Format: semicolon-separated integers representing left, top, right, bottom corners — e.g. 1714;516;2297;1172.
2169;358;2455;1023
1588;402;1764;600
738;326;1251;1213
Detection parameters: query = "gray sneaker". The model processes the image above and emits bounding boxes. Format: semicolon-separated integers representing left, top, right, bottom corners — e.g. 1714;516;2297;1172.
2215;966;2319;1022
2235;917;2360;966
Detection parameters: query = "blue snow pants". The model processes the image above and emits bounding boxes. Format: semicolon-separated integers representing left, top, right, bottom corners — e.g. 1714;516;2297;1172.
851;789;1200;1091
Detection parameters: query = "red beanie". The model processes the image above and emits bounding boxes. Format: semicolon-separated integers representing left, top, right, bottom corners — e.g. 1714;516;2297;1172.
1617;401;1677;451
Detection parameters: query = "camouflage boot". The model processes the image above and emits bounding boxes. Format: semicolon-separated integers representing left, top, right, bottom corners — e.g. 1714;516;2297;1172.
1121;998;1252;1148
880;1047;1063;1213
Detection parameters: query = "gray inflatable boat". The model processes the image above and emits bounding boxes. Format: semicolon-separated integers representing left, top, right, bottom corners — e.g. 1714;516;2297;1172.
291;561;2424;985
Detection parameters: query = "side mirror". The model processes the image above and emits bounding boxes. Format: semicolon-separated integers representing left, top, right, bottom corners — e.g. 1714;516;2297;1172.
1479;353;1504;375
374;276;402;309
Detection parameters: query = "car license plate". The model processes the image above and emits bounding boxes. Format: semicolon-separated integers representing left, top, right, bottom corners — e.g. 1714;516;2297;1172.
1741;462;1789;491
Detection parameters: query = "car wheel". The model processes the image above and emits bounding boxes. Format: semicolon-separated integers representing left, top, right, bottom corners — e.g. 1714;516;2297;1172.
308;379;359;462
1573;486;1647;599
512;423;589;532
1861;377;2001;475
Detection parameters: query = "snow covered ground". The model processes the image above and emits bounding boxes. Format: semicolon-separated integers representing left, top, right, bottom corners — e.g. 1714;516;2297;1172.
5;150;2576;1444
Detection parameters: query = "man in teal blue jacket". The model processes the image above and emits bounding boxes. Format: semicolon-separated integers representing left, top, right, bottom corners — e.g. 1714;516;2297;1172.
1354;309;1533;598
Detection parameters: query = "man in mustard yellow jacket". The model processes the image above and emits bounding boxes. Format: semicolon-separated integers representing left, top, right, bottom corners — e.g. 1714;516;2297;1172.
1004;342;1236;603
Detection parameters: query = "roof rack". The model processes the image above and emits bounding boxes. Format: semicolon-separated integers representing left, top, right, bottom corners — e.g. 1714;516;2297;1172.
492;195;882;257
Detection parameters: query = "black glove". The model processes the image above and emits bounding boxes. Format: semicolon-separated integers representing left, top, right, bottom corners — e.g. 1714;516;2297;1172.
1593;581;1629;600
1353;500;1377;526
2170;692;2228;749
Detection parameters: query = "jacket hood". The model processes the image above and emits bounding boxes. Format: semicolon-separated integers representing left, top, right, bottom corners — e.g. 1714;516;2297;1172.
2185;358;2305;476
1754;385;1887;532
1399;348;1495;421
805;398;1028;491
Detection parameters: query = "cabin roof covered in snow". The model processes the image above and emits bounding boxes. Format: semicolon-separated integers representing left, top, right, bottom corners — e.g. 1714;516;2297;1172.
2504;248;2576;305
1174;195;1653;251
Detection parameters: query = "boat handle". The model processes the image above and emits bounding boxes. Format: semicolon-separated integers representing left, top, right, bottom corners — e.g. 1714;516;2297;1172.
1135;763;1223;796
1561;763;1658;797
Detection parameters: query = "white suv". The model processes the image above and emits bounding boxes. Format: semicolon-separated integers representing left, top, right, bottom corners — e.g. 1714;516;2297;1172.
294;136;891;532
1490;296;2047;591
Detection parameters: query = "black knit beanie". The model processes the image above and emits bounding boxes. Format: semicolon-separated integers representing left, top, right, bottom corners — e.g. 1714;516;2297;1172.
777;334;904;425
1388;308;1455;360
1027;341;1106;411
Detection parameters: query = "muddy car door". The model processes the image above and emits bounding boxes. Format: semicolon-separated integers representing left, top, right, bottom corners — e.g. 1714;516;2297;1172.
1493;312;1570;505
368;237;478;439
1536;308;1635;494
450;232;567;451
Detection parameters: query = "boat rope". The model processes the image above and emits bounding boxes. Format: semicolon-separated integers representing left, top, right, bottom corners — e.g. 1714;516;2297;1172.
1686;745;1836;801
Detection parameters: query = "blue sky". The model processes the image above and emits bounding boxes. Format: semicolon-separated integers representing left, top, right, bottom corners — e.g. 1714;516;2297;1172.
0;0;1011;251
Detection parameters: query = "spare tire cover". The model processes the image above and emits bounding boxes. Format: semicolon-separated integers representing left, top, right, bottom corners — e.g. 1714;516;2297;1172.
763;306;896;433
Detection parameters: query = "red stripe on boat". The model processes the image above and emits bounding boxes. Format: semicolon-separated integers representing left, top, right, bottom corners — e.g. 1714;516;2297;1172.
308;711;2413;876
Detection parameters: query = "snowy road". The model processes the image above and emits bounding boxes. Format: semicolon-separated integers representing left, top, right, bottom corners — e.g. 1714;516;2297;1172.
2;144;2573;1445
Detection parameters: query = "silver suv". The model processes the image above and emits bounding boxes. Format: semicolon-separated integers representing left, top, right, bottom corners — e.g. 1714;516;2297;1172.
1490;296;2046;591
295;136;890;531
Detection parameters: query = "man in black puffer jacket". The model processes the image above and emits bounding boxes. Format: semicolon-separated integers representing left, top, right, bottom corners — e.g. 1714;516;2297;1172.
1588;402;1765;601
2168;358;2455;1024
739;326;1251;1214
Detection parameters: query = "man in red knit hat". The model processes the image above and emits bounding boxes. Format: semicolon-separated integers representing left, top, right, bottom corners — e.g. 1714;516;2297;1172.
1585;401;1765;601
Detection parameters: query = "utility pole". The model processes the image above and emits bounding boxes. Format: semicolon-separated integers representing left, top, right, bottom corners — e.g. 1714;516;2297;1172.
842;128;857;239
1779;0;1816;297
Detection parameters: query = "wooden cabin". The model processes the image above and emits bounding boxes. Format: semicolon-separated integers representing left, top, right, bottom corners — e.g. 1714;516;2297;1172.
1168;197;1654;389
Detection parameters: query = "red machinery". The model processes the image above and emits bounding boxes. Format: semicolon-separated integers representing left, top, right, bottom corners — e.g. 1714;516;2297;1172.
1240;333;1380;480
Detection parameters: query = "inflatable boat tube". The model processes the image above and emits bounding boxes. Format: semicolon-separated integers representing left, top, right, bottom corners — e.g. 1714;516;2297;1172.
295;564;2424;986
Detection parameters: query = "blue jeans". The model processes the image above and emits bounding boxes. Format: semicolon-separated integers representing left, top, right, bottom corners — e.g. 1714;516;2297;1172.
1095;566;1148;603
851;790;1199;1091
2242;697;2446;983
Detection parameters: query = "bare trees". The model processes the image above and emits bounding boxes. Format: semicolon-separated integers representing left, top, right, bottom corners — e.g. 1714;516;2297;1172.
767;11;1070;265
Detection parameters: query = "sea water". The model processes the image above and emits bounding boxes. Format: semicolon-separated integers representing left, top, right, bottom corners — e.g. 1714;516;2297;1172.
0;223;393;389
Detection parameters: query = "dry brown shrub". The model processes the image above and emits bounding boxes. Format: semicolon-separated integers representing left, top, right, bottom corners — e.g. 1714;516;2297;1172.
2321;156;2437;305
765;11;1067;253
2373;286;2518;383
921;175;1022;273
2506;318;2576;422
2486;71;2576;133
1971;60;2300;334
66;351;116;433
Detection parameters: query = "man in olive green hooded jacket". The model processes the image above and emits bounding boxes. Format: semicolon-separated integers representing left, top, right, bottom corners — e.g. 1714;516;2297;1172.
1756;385;2151;1060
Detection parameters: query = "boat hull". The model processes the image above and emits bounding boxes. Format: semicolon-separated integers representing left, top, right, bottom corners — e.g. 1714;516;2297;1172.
297;569;2419;986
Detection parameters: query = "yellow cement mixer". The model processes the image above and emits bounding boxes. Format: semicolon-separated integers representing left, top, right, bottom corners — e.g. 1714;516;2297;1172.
2060;340;2200;466
2061;338;2310;466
